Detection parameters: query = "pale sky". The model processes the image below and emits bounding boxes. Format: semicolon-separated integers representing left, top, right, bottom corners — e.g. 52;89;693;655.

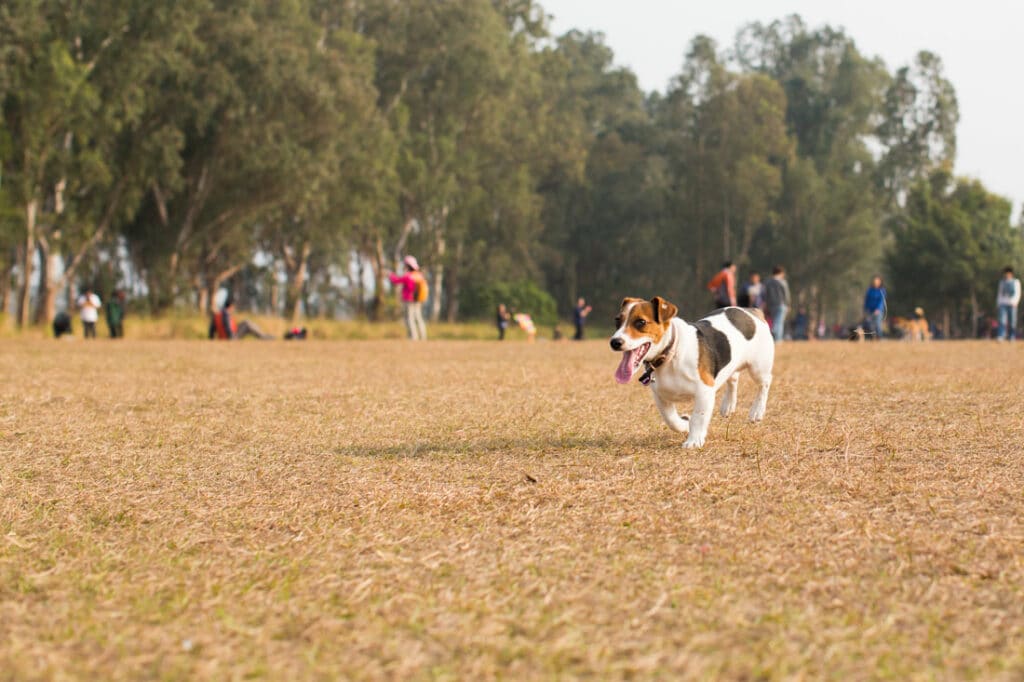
542;0;1023;214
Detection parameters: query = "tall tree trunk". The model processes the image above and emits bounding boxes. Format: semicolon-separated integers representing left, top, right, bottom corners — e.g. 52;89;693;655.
429;232;445;323
969;289;979;339
446;240;463;323
34;239;50;324
355;249;365;317
695;135;705;290
269;270;280;315
393;216;416;271
197;286;210;314
17;201;38;327
35;239;64;324
203;265;242;315
371;234;386;321
0;250;14;316
285;241;311;324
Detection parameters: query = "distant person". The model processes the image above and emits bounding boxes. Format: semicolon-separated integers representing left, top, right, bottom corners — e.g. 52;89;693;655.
76;287;101;339
792;307;809;340
763;265;791;342
706;261;737;308
738;272;764;309
573;297;592;340
863;276;887;340
106;289;126;338
996;266;1021;341
52;311;73;338
552;324;565;341
208;299;273;340
496;303;511;340
388;255;428;341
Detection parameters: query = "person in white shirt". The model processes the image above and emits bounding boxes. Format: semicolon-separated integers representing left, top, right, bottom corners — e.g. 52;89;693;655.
76;287;102;339
997;266;1022;341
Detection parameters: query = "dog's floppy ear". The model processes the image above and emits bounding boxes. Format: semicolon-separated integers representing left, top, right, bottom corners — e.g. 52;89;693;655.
620;297;643;311
650;296;678;324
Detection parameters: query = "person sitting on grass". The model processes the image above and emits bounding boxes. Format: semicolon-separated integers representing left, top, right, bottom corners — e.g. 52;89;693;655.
209;299;273;340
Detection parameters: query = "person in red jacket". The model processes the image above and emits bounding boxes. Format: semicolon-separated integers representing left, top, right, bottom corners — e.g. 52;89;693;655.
388;255;428;341
208;299;272;340
706;261;737;309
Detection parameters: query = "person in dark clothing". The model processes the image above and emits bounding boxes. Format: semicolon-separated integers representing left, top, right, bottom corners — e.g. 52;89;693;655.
496;303;511;340
106;289;126;338
573;297;593;340
763;265;791;342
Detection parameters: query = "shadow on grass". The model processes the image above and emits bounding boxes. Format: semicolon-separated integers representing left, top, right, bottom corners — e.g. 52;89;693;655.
333;433;671;459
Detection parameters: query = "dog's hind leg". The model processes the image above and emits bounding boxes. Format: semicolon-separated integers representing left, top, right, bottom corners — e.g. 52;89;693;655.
719;373;739;417
746;365;771;422
652;391;689;434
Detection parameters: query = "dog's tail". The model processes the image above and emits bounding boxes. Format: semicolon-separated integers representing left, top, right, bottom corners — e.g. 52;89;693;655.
746;307;767;323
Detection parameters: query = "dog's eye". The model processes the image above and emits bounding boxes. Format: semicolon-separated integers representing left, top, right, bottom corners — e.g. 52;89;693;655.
634;319;647;329
614;316;623;327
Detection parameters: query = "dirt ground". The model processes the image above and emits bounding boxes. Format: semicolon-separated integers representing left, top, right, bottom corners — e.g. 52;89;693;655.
1;338;1022;679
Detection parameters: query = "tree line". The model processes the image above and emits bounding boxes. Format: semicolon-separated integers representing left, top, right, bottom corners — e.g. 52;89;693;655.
2;2;1021;334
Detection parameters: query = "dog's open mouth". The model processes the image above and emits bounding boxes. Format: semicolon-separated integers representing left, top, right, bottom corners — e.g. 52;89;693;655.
615;342;651;384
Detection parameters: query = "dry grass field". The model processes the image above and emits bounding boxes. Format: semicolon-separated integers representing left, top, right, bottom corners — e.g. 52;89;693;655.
2;338;1023;680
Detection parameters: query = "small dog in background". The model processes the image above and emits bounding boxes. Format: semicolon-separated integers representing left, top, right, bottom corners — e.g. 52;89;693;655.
610;297;775;449
893;307;931;341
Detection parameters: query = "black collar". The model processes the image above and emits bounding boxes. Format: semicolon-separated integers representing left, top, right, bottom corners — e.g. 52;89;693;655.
638;322;678;386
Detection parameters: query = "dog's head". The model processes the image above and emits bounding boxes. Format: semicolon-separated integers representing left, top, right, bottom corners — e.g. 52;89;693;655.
610;296;678;384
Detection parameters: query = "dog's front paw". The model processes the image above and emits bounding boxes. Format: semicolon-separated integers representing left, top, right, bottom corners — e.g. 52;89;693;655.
682;435;706;449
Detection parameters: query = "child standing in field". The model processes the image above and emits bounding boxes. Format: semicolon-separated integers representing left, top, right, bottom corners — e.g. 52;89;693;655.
496;303;511;340
76;287;101;339
388;255;428;341
573;297;593;340
106;289;126;338
996;266;1021;341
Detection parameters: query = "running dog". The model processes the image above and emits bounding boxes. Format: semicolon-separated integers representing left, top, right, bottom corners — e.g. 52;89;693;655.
610;297;775;448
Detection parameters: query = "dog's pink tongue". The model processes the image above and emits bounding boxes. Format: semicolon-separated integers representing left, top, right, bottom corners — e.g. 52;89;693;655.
615;350;636;384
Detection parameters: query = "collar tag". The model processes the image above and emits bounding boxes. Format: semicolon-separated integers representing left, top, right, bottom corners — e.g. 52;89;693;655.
638;364;655;385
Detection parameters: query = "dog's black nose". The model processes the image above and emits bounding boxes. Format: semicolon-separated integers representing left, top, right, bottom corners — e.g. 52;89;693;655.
610;338;623;351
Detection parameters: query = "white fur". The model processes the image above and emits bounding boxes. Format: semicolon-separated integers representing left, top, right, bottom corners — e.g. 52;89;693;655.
612;307;774;449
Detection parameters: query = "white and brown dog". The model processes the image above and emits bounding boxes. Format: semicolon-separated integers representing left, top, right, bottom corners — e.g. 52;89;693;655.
610;297;775;448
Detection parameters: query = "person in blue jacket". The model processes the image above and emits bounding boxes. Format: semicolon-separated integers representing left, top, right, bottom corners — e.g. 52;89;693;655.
863;276;887;340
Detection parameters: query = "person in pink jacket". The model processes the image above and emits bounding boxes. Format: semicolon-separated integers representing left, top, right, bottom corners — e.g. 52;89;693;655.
388;255;428;340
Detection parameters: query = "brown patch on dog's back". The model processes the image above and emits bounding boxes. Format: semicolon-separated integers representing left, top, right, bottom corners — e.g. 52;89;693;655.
746;307;766;323
723;308;757;340
692;320;732;386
